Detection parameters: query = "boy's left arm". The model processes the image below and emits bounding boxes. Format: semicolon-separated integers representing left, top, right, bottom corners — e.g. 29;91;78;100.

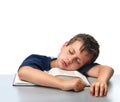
86;65;114;97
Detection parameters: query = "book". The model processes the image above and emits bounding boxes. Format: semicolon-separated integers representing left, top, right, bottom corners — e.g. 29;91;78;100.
13;67;90;86
13;73;35;86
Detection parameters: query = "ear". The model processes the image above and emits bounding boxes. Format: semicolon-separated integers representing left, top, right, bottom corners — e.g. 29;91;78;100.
63;41;68;47
61;41;68;50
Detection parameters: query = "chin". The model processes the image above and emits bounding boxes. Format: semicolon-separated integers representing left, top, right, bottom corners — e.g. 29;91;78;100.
59;67;66;70
62;67;71;71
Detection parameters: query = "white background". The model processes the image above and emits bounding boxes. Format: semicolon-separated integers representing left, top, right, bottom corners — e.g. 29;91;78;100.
0;0;120;74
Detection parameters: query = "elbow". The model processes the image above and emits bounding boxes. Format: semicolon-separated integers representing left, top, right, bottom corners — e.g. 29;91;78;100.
110;67;114;76
104;66;114;77
101;65;114;77
18;67;26;80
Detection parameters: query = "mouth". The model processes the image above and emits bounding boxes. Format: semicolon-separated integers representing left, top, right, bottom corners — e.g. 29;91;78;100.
61;60;68;67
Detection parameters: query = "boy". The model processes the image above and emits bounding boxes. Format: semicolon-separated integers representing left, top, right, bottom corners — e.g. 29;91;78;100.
18;33;114;97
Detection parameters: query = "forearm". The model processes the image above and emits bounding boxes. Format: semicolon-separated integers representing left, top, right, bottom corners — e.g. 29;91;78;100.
18;66;86;91
96;65;114;82
18;66;63;89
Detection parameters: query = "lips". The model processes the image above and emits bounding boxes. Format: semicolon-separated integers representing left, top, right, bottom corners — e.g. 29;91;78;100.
61;60;68;67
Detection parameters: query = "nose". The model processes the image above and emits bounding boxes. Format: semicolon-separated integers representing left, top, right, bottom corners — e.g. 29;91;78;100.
68;55;76;64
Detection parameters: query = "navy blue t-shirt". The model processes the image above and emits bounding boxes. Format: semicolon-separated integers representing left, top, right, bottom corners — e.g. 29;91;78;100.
19;54;99;74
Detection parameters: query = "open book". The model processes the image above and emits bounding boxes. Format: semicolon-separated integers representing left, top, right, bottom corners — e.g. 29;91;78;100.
13;68;90;86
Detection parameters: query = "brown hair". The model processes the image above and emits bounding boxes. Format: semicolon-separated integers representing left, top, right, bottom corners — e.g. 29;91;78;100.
67;33;100;63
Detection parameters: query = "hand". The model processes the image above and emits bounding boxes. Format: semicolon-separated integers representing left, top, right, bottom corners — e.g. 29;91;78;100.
61;78;86;91
90;81;108;97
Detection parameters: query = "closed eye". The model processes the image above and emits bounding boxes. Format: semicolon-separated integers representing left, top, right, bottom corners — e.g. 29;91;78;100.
69;48;74;55
76;58;81;64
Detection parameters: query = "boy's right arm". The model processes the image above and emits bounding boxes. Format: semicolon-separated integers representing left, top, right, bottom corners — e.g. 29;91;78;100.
18;66;86;91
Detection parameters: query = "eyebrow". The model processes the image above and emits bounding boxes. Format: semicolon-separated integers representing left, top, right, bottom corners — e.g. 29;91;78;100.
72;47;82;61
79;45;85;53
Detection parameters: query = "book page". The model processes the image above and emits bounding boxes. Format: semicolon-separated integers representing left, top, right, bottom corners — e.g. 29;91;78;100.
13;73;34;86
13;68;90;86
48;68;90;86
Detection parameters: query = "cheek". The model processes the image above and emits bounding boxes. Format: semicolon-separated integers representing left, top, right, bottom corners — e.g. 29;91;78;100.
69;64;80;70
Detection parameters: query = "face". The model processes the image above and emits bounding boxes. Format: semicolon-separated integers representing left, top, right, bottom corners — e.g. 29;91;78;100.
56;41;92;71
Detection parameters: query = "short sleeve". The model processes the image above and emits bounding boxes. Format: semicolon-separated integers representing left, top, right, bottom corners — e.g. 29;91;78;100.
18;54;52;71
78;63;99;74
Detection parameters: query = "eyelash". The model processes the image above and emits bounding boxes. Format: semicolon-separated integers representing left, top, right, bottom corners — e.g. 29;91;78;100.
76;59;81;64
69;50;74;55
69;49;81;64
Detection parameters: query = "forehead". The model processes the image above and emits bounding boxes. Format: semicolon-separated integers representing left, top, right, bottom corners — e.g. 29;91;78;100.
68;41;83;51
68;41;90;56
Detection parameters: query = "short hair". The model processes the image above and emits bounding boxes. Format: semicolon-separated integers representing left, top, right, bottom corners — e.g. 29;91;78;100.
67;33;100;63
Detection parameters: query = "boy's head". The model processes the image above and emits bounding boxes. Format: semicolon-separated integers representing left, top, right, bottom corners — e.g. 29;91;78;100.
56;33;99;71
67;33;100;63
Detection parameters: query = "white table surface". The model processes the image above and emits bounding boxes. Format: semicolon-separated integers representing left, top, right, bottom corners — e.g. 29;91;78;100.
0;74;119;102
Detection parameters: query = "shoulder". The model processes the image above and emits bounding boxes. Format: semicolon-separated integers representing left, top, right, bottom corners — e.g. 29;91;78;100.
20;54;54;67
19;54;56;71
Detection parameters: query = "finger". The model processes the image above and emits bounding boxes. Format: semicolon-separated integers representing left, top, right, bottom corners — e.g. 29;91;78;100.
100;84;108;96
74;84;80;91
99;84;104;96
94;84;100;97
79;83;85;91
104;84;108;96
90;84;95;96
74;84;83;91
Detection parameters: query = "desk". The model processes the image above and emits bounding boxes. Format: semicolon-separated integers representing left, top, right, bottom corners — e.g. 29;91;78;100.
0;75;119;102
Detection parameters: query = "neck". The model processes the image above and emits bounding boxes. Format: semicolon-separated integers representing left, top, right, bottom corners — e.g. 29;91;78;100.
50;59;57;68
